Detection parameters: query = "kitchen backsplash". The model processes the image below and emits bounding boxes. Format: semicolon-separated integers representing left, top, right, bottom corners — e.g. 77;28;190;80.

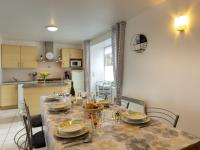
2;62;64;82
37;62;64;79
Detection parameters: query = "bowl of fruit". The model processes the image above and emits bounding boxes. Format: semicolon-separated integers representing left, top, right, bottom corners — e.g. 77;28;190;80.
83;103;104;118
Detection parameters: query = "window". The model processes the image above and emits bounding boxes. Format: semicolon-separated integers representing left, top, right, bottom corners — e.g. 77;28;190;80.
104;46;114;81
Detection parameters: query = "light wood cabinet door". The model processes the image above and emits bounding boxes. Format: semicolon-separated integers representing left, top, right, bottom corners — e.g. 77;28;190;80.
24;85;70;115
20;46;38;68
70;49;83;59
0;85;18;107
61;48;70;68
1;45;21;68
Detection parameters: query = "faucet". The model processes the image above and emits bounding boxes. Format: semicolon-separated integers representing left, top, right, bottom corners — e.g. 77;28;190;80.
12;77;18;82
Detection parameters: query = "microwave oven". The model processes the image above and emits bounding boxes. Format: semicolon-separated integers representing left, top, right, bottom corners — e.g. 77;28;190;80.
70;59;82;68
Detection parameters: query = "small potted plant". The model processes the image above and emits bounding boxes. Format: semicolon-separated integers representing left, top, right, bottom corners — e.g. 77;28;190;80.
40;72;50;83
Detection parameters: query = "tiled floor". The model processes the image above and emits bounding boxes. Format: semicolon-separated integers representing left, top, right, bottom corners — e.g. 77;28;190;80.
0;109;46;150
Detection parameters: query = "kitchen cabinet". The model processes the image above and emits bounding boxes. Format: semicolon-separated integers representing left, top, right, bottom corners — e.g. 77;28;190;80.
21;46;38;68
61;48;83;68
1;44;38;68
1;45;21;68
24;84;71;115
61;48;70;68
0;84;18;109
70;49;83;59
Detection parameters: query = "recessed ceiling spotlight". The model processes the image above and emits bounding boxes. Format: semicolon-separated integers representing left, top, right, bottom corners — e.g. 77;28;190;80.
46;25;58;32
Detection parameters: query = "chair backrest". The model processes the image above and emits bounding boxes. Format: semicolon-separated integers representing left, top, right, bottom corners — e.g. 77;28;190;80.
24;102;33;136
121;100;130;109
22;115;33;150
146;107;179;128
121;96;146;113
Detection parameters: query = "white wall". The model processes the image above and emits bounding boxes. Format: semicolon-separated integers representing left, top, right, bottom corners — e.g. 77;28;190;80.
1;40;81;81
123;0;200;136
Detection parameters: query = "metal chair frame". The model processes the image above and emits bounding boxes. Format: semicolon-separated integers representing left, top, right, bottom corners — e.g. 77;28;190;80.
95;81;113;99
146;107;179;128
22;115;33;150
14;126;28;150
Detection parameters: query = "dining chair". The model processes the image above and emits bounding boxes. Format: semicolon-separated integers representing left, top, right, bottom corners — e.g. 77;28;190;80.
22;115;46;150
146;107;179;128
14;126;27;150
120;97;130;109
24;100;43;129
121;96;146;113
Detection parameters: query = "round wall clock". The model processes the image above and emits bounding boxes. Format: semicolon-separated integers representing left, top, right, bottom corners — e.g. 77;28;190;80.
131;34;148;53
46;52;54;60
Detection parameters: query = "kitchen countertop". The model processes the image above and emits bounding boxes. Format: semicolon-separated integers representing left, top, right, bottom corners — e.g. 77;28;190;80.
0;81;36;85
0;80;71;87
23;81;70;88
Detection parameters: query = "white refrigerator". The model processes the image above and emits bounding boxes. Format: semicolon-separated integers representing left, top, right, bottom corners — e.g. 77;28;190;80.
71;70;85;92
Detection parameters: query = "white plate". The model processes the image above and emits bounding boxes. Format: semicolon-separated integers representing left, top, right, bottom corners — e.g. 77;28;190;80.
46;96;62;100
49;103;70;110
54;128;89;138
58;122;84;134
122;112;147;121
99;100;111;106
122;116;151;124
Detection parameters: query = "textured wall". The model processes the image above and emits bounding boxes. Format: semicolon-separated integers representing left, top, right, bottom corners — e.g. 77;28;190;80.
123;0;200;136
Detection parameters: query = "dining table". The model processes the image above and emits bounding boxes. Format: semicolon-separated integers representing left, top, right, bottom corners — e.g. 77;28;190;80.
40;96;200;150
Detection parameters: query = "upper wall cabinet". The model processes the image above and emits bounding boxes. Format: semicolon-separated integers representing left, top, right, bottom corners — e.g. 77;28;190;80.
61;48;70;68
1;45;21;68
1;44;38;69
61;48;83;68
70;49;83;59
20;46;38;68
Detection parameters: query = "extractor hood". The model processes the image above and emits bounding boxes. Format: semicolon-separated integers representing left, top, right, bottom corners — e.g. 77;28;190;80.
39;41;61;62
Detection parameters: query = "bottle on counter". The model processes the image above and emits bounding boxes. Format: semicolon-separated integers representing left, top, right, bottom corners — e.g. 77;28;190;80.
70;81;75;96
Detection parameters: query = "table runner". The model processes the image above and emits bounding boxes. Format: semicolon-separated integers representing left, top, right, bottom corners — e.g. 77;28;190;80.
40;96;200;150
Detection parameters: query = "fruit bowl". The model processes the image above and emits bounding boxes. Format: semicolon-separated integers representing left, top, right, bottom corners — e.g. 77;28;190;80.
83;103;104;118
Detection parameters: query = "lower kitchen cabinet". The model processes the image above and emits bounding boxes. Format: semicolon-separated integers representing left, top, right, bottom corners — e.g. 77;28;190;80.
0;85;18;109
24;84;70;115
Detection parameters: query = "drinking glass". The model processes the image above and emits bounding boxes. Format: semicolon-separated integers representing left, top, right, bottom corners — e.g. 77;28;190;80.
111;105;121;125
90;112;103;130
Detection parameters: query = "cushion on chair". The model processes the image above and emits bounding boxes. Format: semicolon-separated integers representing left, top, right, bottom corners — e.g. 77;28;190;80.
32;131;46;148
31;114;42;128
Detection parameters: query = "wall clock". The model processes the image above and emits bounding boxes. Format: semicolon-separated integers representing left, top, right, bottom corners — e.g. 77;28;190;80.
131;34;148;53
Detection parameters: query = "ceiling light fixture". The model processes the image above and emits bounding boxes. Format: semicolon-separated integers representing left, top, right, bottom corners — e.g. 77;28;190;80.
46;25;58;32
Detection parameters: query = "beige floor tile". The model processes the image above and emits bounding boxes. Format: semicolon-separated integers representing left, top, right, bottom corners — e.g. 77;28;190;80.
0;134;7;142
9;125;24;133
0;123;11;130
0;140;4;149
1;139;18;150
0;127;10;135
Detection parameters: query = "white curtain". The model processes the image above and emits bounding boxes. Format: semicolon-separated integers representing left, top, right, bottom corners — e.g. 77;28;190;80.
83;40;91;93
112;21;126;105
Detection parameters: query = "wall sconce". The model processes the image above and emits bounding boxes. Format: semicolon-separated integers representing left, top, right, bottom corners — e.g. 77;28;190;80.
175;16;189;31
